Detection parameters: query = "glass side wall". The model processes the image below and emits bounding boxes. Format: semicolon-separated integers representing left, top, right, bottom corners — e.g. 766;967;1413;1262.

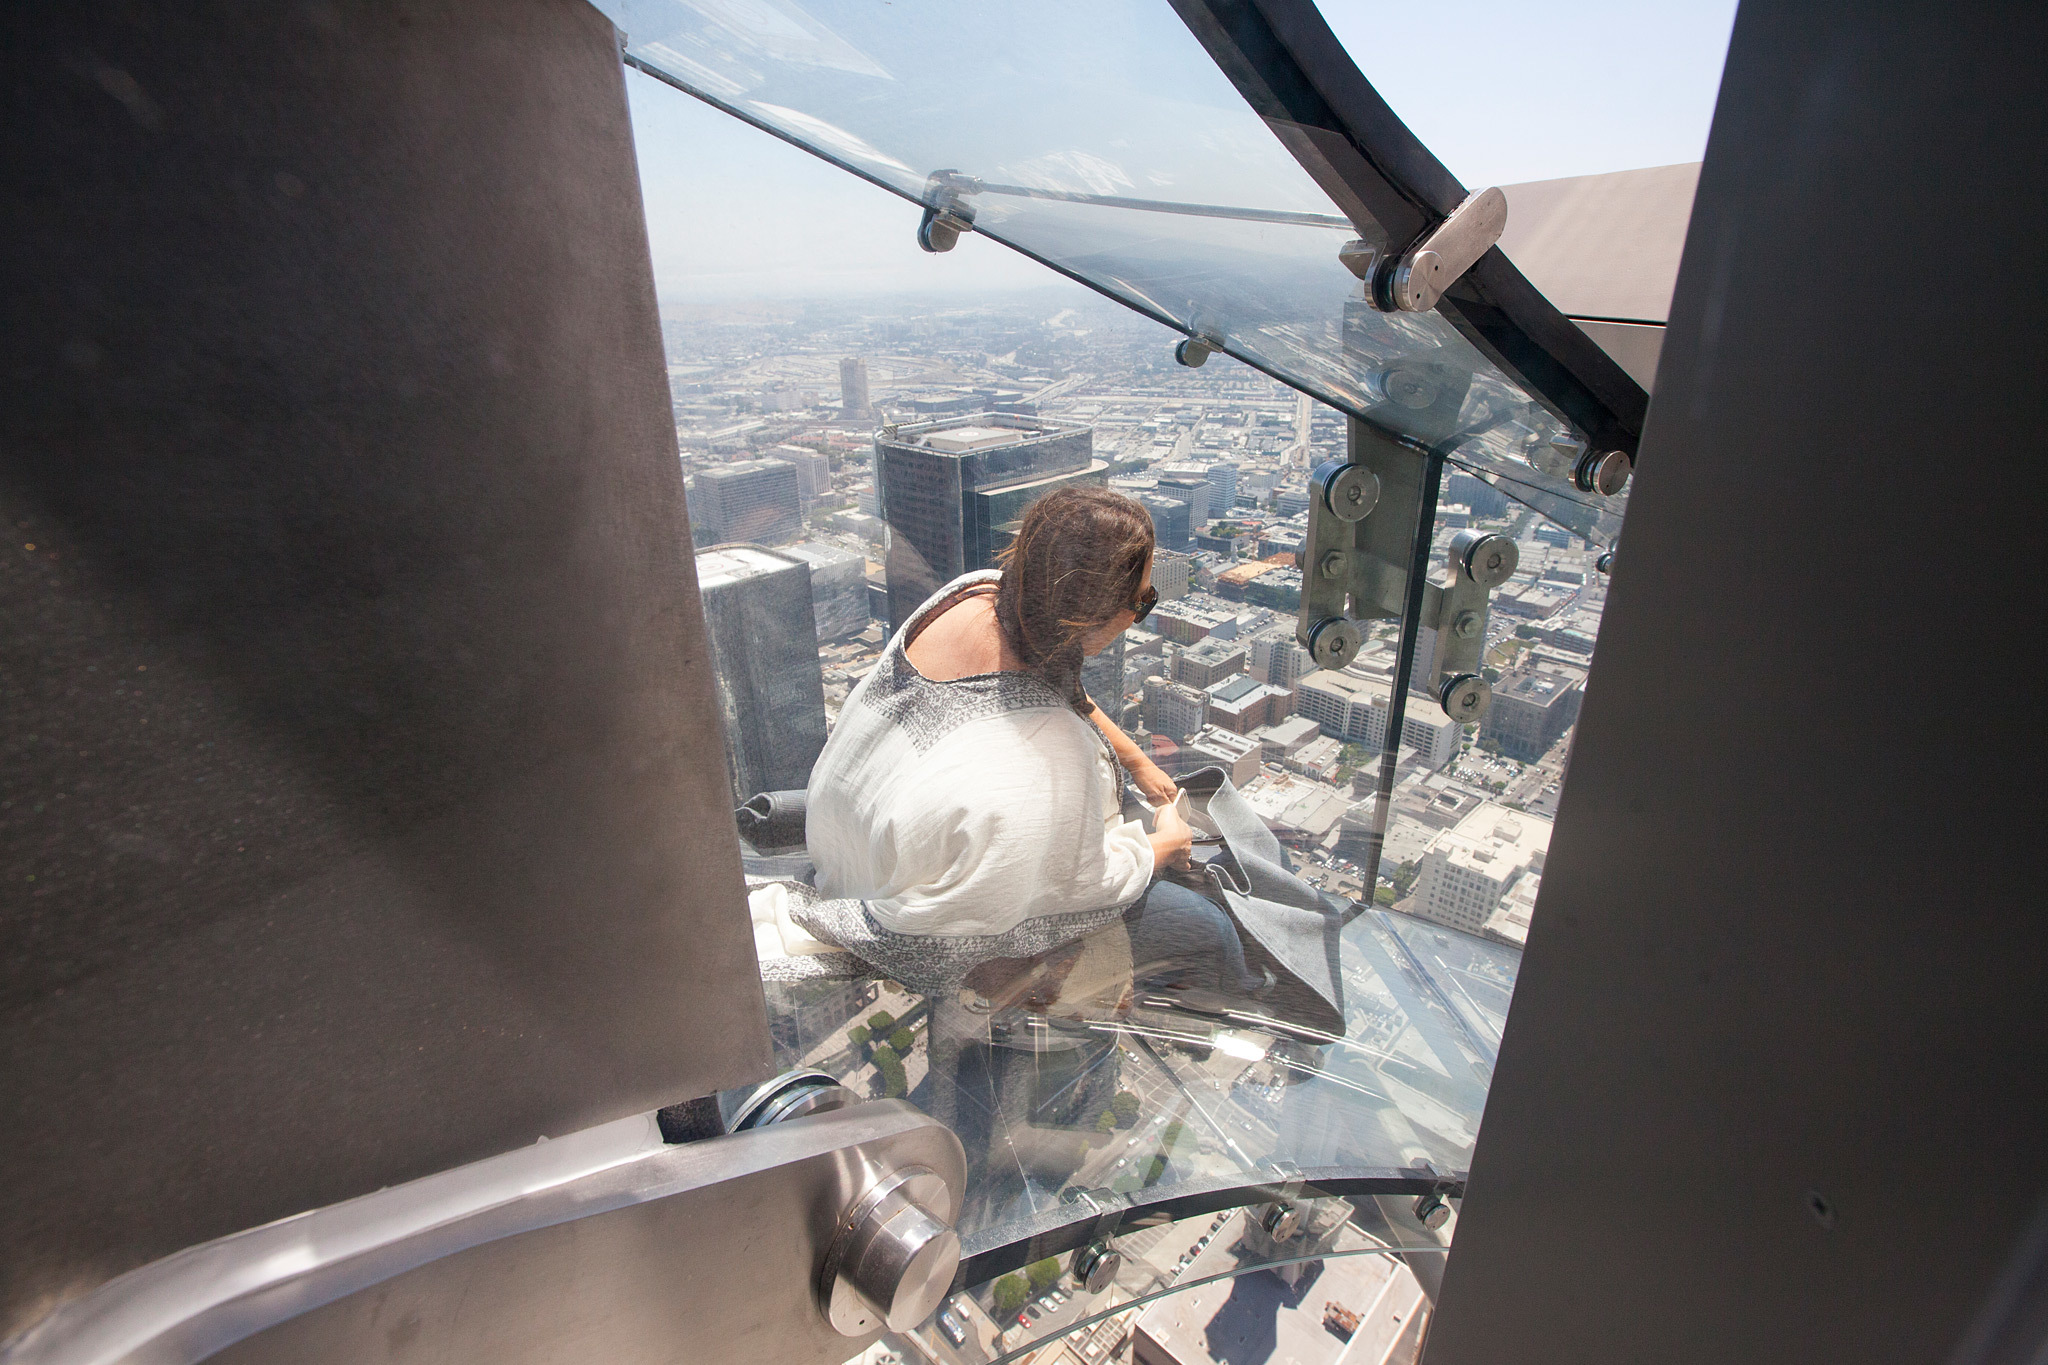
597;0;1628;546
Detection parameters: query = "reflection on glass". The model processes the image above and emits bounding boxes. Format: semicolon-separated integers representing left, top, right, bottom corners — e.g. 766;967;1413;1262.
604;0;1628;541
867;1203;1446;1365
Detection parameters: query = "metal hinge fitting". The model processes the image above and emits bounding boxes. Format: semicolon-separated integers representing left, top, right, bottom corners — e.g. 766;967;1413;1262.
1343;186;1508;313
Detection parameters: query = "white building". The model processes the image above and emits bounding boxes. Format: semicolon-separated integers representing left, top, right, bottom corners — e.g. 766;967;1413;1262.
1151;549;1194;602
1247;625;1314;689
1294;669;1463;769
1182;726;1263;786
1411;801;1552;937
1141;675;1207;742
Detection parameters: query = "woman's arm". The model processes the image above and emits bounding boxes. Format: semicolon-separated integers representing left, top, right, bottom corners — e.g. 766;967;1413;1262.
1085;701;1179;806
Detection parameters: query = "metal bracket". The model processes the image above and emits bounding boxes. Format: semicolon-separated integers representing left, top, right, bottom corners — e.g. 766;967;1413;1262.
1298;418;1515;723
1417;529;1519;723
1346;187;1508;314
917;169;980;253
1296;422;1429;671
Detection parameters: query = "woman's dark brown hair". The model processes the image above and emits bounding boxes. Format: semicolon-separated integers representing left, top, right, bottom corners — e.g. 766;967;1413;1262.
994;486;1155;713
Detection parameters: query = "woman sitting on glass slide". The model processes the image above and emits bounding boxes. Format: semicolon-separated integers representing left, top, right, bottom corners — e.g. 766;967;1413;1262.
802;485;1264;1003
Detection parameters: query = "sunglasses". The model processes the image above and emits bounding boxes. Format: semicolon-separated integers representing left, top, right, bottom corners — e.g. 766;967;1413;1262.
1131;585;1159;626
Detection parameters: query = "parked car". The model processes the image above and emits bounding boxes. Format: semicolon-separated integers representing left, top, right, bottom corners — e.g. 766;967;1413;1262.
937;1311;966;1346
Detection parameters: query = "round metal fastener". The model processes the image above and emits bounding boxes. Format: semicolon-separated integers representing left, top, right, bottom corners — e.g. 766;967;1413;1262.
1262;1201;1304;1241
1413;1191;1453;1230
1596;550;1614;575
824;1166;961;1335
1307;617;1361;670
1452;611;1482;640
1574;448;1631;496
1175;337;1212;368
1460;533;1518;589
1319;550;1349;580
1440;673;1490;723
1322;464;1380;522
1073;1241;1122;1295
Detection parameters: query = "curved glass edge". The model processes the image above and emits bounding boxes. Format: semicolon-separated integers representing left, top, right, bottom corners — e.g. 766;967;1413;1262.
602;0;1629;545
880;1200;1449;1365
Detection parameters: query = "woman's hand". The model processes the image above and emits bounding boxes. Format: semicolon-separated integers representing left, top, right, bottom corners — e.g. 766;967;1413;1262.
1149;799;1194;871
1130;760;1179;808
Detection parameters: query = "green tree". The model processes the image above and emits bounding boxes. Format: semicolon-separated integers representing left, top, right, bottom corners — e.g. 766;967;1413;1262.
1513;624;1537;639
867;1010;896;1033
872;1047;907;1099
1094;1110;1119;1135
1109;1091;1141;1128
1161;1120;1187;1151
889;1027;915;1053
1027;1257;1062;1293
1143;1156;1169;1185
993;1275;1029;1318
846;1024;869;1046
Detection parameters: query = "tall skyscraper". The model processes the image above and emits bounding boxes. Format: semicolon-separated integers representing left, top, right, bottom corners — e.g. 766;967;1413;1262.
1137;493;1192;554
875;413;1103;629
839;357;871;421
695;546;829;805
694;459;802;546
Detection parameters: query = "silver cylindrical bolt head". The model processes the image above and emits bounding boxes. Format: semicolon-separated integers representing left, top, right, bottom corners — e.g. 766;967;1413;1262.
1452;611;1482;639
1574;448;1632;496
1308;617;1361;669
1440;673;1490;723
1414;1192;1452;1230
1323;464;1380;522
1320;550;1348;580
1461;533;1518;588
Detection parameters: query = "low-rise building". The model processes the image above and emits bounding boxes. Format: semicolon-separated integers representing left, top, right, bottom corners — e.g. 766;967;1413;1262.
1173;637;1248;689
1181;726;1263;785
1251;714;1321;763
1204;673;1292;734
1481;664;1585;760
1295;669;1462;769
1411;801;1552;937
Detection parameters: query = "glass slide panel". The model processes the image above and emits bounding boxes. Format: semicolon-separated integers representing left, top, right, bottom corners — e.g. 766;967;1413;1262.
599;0;1628;544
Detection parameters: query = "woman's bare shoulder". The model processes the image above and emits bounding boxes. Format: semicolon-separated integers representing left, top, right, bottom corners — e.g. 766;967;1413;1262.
904;592;1007;681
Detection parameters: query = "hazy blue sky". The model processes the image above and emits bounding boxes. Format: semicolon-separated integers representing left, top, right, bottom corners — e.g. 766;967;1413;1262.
629;0;1738;303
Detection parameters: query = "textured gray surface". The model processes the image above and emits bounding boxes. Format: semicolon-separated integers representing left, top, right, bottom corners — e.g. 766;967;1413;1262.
1425;4;2045;1362
0;0;771;1336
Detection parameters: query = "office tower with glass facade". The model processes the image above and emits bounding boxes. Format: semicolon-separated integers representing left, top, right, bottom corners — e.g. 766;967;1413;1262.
1138;493;1192;553
838;357;870;421
875;412;1102;630
694;546;828;805
784;541;869;642
1155;474;1210;527
694;459;802;546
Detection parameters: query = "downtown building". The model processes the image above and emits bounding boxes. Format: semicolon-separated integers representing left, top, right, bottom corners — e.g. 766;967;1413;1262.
693;458;803;547
875;412;1103;630
695;546;829;806
1294;668;1462;769
838;357;871;421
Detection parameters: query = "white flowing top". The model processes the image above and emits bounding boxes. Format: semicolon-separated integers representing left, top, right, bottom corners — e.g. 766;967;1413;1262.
806;572;1155;937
